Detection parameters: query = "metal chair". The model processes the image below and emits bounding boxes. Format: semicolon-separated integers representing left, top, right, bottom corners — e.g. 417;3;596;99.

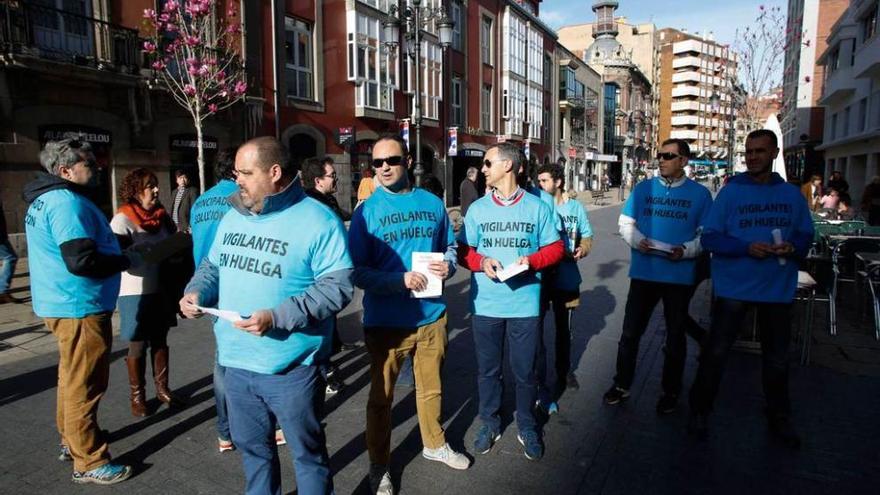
865;264;880;340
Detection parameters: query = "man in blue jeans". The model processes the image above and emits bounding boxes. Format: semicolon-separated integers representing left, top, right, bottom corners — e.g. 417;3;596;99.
688;129;813;449
0;199;20;304
181;137;353;494
458;143;564;461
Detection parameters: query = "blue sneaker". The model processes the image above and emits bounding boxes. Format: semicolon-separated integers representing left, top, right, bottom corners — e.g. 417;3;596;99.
536;399;559;416
71;463;133;485
473;424;501;454
517;431;544;461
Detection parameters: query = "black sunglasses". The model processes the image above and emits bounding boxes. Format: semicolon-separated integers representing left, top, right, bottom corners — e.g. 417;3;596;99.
656;152;681;161
371;155;404;168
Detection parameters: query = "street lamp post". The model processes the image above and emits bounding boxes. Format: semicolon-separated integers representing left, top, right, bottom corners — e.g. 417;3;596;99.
383;1;454;187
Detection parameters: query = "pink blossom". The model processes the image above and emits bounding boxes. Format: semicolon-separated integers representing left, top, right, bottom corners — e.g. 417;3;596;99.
185;35;200;47
143;8;156;20
163;0;179;12
188;65;200;76
151;60;166;70
198;65;210;76
143;41;157;53
183;84;197;96
158;12;170;23
208;103;218;113
226;24;241;35
233;81;247;95
214;70;226;82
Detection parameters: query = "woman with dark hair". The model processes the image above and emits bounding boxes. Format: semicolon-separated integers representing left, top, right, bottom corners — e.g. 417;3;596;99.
110;168;181;417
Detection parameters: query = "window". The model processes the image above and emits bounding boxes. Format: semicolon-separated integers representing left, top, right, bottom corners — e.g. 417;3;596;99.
843;106;851;137
356;0;389;12
481;16;493;65
347;11;398;112
481;85;493;131
406;39;443;120
862;3;878;42
543;54;553;91
451;76;463;126
830;113;838;140
504;12;527;77
285;18;312;100
527;26;542;85
858;98;868;132
451;1;464;52
503;78;526;136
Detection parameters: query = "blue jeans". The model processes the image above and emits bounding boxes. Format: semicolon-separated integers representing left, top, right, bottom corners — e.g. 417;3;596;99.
471;315;540;435
0;240;17;294
225;365;333;495
214;356;230;441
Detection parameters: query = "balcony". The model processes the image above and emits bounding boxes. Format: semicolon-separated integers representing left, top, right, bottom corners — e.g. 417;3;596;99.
672;56;701;69
672;86;704;98
818;64;856;106
670;129;700;140
671;115;701;126
854;33;880;79
0;2;141;75
671;100;702;112
672;39;704;55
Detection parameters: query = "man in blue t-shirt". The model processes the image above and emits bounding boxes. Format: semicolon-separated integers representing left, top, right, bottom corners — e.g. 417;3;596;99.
458;143;565;461
534;163;594;414
181;137;353;494
604;139;712;416
349;135;469;495
189;147;239;454
24;139;139;485
688;130;813;449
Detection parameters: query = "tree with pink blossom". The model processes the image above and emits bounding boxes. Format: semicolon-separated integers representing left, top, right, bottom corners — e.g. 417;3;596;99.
142;0;247;193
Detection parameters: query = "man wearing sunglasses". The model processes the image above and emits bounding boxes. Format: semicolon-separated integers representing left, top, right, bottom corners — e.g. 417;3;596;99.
604;139;712;416
457;142;565;461
349;135;467;495
24;138;141;485
688;129;813;449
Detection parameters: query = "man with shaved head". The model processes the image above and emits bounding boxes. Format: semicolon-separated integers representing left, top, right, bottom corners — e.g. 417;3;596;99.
181;136;353;494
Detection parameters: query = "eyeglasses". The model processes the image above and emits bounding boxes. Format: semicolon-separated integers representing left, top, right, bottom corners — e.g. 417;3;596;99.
656;152;681;161
371;156;404;168
323;173;338;179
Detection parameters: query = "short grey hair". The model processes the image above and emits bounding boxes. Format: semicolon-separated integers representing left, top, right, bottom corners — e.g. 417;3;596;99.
488;142;524;175
466;166;478;178
39;139;94;175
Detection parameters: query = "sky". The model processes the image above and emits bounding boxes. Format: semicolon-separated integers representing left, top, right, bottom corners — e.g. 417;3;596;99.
538;0;785;47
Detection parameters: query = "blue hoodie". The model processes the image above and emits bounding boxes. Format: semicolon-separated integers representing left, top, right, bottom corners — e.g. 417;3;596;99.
190;179;238;267
702;172;813;303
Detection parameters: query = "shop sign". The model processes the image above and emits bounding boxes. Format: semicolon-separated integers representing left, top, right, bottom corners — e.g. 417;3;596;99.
169;134;218;151
39;125;112;146
336;126;355;147
447;128;458;157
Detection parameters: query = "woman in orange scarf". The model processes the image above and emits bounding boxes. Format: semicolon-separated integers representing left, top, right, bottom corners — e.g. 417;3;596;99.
110;169;182;417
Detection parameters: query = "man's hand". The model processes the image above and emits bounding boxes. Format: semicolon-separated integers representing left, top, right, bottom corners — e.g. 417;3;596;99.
516;256;530;268
668;246;685;261
637;239;652;253
748;242;776;259
771;242;795;257
481;257;503;280
427;261;450;281
234;310;274;337
179;293;203;319
404;271;429;292
573;247;585;260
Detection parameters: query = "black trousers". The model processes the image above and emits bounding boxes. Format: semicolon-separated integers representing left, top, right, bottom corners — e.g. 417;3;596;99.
689;297;792;417
614;279;692;395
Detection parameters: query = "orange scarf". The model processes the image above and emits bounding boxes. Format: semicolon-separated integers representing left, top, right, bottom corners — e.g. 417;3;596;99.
118;202;170;234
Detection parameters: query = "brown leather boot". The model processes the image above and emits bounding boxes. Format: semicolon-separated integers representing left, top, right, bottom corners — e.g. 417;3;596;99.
126;356;148;417
151;346;183;407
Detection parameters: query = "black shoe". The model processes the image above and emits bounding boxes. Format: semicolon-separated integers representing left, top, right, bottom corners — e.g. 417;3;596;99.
768;416;802;450
656;394;678;415
339;342;360;351
687;412;708;440
603;385;630;405
566;373;580;390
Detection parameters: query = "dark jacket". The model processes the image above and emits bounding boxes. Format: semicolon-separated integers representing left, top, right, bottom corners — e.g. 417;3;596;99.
0;199;7;242
459;178;478;217
173;186;198;232
305;188;351;221
22;173;130;278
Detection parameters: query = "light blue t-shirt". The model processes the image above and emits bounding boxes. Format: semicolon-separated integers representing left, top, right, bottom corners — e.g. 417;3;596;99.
190;179;238;267
460;190;560;318
703;173;814;303
349;187;454;328
551;198;593;292
621;177;713;285
25;189;121;318
208;185;352;374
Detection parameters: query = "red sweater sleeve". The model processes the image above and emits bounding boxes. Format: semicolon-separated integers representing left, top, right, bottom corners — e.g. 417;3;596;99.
457;244;484;272
527;240;565;271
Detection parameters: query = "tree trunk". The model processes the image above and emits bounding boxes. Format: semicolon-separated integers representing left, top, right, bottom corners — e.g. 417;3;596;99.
195;116;206;194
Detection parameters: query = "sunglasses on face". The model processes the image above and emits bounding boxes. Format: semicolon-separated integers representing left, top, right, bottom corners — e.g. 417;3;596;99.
656;152;681;161
371;155;404;168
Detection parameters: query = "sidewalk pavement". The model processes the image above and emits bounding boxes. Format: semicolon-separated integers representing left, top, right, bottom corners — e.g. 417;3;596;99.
0;203;878;494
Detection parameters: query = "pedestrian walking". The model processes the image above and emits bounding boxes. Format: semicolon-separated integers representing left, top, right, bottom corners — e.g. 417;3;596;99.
349;135;469;495
604;139;713;416
189;147;240;453
180;137;353;495
688;129;814;449
535;163;594;414
457;142;564;461
0;198;21;304
171;169;197;233
111;168;183;418
24;138;138;485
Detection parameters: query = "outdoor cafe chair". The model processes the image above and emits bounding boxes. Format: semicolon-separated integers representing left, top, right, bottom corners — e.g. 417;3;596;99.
862;264;880;340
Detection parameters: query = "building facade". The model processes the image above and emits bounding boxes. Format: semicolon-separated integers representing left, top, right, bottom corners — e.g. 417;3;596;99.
780;0;849;181
816;0;880;205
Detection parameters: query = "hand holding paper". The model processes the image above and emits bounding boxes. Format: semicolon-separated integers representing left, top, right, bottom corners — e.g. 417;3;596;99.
195;305;245;323
771;228;786;266
411;252;444;298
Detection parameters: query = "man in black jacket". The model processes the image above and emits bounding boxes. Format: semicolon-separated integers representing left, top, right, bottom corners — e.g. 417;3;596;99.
302;157;351;221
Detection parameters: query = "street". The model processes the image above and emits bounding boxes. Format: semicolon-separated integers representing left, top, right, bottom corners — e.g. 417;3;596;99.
1;201;879;494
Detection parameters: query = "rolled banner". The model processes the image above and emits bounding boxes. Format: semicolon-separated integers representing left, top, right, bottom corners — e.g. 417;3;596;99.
771;228;786;266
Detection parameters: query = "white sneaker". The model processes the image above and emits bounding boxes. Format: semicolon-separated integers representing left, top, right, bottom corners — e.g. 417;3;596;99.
422;443;471;470
369;464;394;495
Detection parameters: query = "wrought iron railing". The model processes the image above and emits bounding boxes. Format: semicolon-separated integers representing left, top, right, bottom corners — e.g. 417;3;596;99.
0;1;140;73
